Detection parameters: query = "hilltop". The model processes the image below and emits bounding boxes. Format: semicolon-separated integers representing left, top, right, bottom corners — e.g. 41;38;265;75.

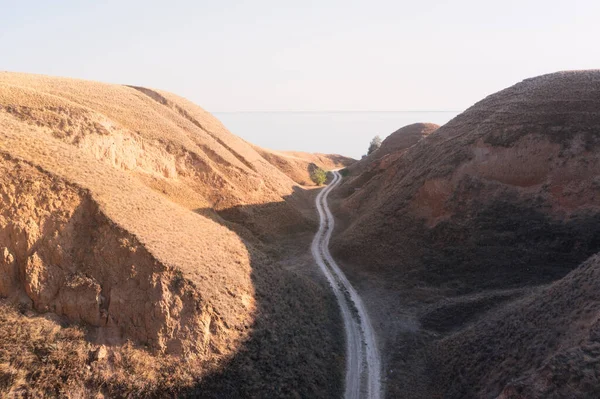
336;122;439;201
330;71;600;397
0;72;344;397
253;147;353;186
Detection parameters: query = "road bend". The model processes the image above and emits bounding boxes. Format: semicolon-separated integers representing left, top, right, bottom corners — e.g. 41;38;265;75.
311;170;382;399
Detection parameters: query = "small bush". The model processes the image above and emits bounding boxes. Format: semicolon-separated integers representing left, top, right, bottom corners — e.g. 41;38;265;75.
368;135;382;155
310;168;327;185
339;168;350;177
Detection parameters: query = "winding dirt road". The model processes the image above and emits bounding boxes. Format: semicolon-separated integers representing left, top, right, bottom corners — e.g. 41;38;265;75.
311;170;382;399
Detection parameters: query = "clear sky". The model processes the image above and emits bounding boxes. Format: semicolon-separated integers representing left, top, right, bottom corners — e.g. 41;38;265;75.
1;0;599;112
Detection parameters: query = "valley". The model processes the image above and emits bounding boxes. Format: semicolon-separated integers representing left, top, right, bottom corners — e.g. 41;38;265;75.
2;70;600;399
312;170;381;399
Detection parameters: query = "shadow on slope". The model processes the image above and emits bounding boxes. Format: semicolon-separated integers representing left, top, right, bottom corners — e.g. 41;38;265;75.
430;254;600;399
0;183;343;398
180;188;345;398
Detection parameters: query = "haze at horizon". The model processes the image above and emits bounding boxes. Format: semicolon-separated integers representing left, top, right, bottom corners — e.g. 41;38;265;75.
215;110;459;159
2;1;600;114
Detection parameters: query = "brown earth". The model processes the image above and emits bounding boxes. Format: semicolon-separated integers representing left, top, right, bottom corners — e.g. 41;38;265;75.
432;254;600;399
376;123;439;159
253;147;354;186
0;72;344;397
329;71;600;397
336;123;438;202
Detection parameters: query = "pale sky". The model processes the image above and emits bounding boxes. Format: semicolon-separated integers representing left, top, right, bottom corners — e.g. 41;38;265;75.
1;0;599;112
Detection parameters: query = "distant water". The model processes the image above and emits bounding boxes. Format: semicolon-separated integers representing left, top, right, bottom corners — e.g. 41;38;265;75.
214;111;461;159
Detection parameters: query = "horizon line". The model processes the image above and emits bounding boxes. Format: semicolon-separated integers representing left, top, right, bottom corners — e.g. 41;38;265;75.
212;110;462;114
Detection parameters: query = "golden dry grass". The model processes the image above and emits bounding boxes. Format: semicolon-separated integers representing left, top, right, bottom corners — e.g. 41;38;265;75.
0;72;297;210
0;301;211;398
253;146;353;185
0;71;345;397
0;73;260;393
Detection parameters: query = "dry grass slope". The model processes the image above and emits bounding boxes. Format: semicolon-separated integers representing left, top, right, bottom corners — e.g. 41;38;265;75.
330;71;600;397
253;146;354;185
335;122;438;202
0;72;344;397
432;254;600;398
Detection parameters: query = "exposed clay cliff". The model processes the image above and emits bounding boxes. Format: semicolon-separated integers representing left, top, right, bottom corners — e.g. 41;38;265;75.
0;155;231;357
330;71;600;398
0;72;343;397
333;71;600;291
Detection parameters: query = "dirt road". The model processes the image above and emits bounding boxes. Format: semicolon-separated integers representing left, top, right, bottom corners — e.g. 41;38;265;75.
311;170;382;399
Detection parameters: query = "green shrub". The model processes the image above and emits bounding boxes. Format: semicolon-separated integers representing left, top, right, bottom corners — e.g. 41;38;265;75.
310;168;327;185
339;168;350;177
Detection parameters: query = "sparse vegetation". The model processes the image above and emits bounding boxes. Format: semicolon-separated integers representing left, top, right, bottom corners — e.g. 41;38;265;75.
311;167;327;185
0;302;200;397
331;71;600;398
0;72;345;398
254;149;353;186
367;135;382;155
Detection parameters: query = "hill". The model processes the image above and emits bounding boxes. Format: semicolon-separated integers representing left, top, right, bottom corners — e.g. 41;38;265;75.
336;122;439;200
0;72;343;397
333;71;600;291
329;71;600;397
376;122;439;159
432;254;600;398
253;147;354;185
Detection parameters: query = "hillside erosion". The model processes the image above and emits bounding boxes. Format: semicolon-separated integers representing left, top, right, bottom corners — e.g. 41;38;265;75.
332;71;600;291
0;118;255;358
329;71;600;398
336;122;439;201
0;72;345;397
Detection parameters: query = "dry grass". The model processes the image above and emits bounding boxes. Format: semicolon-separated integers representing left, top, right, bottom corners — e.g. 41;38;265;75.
0;72;345;397
0;72;297;210
431;254;600;398
253;146;353;185
329;71;600;397
0;301;213;398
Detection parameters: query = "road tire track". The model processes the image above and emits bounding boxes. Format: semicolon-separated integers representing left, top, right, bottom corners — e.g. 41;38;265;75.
311;170;382;399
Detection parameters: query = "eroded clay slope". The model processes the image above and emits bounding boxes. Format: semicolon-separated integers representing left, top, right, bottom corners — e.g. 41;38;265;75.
333;71;600;291
0;115;255;360
253;146;354;185
0;154;231;356
0;72;297;212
